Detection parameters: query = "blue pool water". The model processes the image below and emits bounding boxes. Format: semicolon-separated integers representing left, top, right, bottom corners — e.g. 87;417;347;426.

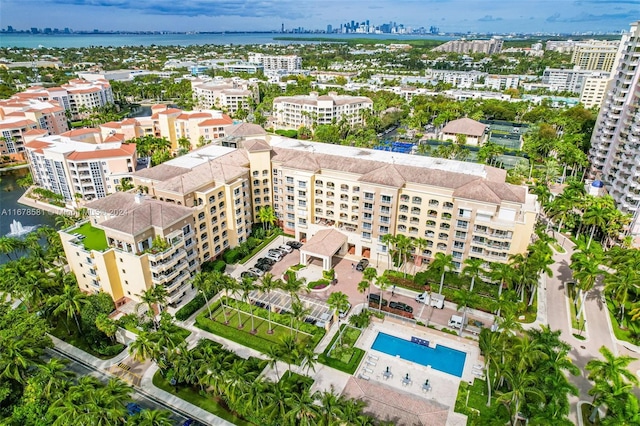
371;332;467;377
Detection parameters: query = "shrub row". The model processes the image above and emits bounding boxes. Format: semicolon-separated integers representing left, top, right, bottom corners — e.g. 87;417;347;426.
175;287;219;321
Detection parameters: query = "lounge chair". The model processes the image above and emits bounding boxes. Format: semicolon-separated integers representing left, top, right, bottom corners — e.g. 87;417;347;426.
359;374;371;381
363;367;374;373
368;355;379;361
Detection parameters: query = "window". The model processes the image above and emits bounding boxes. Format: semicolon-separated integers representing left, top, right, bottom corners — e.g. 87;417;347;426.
286;176;294;183
380;206;390;214
198;212;205;221
362;232;371;239
456;220;468;229
364;202;373;211
209;195;216;203
412;196;422;204
458;208;472;218
379;226;389;234
381;195;392;204
364;192;374;200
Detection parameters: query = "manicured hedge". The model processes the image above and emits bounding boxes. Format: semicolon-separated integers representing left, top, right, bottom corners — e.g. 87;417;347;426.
175;287;219;321
222;248;241;264
201;259;227;273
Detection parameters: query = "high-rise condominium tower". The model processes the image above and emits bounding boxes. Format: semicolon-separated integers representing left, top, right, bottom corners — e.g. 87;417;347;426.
588;21;640;235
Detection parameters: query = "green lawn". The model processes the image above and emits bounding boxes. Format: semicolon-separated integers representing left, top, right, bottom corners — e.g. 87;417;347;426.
318;324;366;374
195;300;323;356
454;379;510;425
152;371;253;426
74;222;108;251
605;299;640;345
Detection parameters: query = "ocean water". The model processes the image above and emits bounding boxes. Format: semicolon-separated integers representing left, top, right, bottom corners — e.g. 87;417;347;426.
0;32;453;48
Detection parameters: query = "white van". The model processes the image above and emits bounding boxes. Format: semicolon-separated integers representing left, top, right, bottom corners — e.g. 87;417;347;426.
448;315;464;329
415;292;445;309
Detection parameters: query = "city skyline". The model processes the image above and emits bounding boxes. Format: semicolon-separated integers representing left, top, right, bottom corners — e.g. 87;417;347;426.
3;0;638;34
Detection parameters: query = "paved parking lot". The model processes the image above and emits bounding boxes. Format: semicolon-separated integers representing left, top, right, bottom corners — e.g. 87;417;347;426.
230;240;493;333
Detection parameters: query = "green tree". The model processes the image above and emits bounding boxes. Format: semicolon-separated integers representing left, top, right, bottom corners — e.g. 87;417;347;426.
50;284;90;334
429;252;454;294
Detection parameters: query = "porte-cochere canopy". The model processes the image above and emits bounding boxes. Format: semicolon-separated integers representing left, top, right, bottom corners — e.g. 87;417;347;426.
299;228;347;270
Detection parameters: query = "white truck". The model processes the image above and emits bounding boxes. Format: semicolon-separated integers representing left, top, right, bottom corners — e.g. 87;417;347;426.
415;292;445;309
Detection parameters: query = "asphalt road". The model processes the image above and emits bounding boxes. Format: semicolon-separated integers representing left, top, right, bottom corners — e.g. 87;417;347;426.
47;348;189;425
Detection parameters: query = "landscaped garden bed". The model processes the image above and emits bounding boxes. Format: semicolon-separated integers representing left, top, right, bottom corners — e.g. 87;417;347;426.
317;324;366;374
194;298;325;356
454;379;510;425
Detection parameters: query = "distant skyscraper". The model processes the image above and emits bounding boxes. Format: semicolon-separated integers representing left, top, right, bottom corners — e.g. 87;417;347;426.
588;21;640;236
327;25;332;33
281;23;284;33
7;26;14;32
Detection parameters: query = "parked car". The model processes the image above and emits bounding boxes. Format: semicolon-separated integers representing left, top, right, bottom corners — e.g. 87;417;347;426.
247;267;265;277
278;244;293;254
126;403;142;416
256;257;275;266
286;240;303;249
368;293;388;307
389;301;414;314
355;258;370;271
254;262;272;272
241;271;258;280
265;253;282;262
338;303;352;319
268;249;285;257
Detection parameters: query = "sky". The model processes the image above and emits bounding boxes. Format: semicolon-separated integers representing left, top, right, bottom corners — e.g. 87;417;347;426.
2;0;639;33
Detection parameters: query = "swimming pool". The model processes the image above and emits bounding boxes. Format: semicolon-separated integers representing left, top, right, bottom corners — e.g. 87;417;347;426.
371;332;467;377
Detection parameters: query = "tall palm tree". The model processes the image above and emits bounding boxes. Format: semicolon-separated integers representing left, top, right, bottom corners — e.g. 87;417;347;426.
95;313;119;343
570;254;603;318
478;329;501;406
260;273;281;334
257;206;277;230
50;283;89;333
191;271;214;319
0;236;23;261
497;369;545;426
453;289;479;336
604;267;640;324
136;287;161;330
290;300;310;339
357;280;369;306
285;388;320;426
282;271;308;304
238;275;257;333
265;344;283;381
380;233;396;270
376;275;390;310
461;258;485;293
429;252;454;294
586;346;638;388
38;358;74;400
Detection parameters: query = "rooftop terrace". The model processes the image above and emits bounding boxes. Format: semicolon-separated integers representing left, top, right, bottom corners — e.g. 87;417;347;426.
73;221;108;251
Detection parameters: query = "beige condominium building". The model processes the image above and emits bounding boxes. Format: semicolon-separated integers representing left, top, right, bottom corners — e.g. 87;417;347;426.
25;130;136;201
571;39;620;72
191;78;258;114
273;92;373;130
60;192;198;307
10;79;114;120
247;53;302;71
62;126;538;304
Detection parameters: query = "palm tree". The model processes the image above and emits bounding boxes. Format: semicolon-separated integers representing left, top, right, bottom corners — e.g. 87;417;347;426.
282;271;308;304
0;236;23;261
357;280;369;306
570;254;603;319
151;284;169;315
130;409;174;426
265;343;283;381
50;283;89;333
257;206;277;231
461;258;485;293
260;273;281;334
37;358;74;399
129;331;159;362
604;267;640;324
429;252;454;294
136;287;160;330
285;388;320;426
488;261;515;300
95;313;119;343
192;271;215;319
380;233;396;270
376;275;390;310
478;329;500;406
497;369;545;425
586;346;638;388
453;289;479;336
290;300;310;339
327;291;350;321
238;275;258;333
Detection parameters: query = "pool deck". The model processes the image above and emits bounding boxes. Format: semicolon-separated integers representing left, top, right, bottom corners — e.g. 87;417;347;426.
353;318;481;425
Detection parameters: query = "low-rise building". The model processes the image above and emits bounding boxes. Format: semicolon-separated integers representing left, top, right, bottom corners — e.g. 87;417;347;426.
432;38;503;54
579;74;611;109
440;118;488;146
191;78;257;115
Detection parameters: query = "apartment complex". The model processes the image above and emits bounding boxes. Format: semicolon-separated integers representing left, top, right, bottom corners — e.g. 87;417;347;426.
191;78;257;115
541;68;609;94
272;92;373;129
432;38;503;54
579;74;611;109
61;129;538;304
588;21;640;236
426;70;486;89
24;130;136;201
571;40;620;72
99;105;233;151
60;193;198;306
12;79;114;120
248;53;302;71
